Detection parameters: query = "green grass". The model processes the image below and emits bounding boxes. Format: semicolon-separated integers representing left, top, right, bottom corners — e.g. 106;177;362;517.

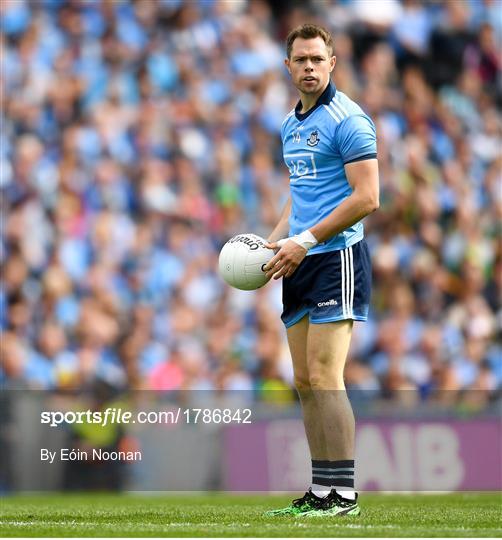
0;493;501;537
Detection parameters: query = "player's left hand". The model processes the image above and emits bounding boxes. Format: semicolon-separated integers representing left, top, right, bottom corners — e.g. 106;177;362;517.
263;240;307;280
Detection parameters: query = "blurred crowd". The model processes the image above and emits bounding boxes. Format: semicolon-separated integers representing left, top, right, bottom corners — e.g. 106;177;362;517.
1;0;501;409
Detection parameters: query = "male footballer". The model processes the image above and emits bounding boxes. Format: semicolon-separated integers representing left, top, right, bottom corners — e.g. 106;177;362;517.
264;24;379;517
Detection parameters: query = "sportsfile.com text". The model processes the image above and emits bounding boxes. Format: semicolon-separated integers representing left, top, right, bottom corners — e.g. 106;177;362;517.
41;407;252;427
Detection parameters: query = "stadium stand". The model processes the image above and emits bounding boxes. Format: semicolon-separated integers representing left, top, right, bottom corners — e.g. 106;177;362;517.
1;0;500;409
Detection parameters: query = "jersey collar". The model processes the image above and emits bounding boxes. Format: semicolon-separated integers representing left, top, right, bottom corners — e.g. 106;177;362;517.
295;82;336;121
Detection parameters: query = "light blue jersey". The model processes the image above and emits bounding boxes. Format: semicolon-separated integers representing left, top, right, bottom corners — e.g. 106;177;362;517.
281;83;377;255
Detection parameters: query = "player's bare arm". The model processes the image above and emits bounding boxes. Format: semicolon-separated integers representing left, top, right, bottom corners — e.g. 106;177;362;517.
266;196;291;243
264;159;379;280
310;158;379;242
264;196;305;279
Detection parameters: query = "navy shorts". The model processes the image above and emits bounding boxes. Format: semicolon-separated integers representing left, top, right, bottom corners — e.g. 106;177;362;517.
281;239;371;328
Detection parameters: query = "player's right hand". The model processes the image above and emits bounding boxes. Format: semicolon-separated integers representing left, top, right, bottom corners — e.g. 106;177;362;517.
263;239;306;280
264;239;287;253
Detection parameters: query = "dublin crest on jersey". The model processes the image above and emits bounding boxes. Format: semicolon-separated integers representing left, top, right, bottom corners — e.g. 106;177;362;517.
307;130;320;146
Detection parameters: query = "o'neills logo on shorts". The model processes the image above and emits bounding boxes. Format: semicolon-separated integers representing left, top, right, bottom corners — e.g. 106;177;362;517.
317;299;337;307
228;235;264;251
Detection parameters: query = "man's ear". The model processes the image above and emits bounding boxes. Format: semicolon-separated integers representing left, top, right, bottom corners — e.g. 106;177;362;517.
284;58;291;74
330;56;337;73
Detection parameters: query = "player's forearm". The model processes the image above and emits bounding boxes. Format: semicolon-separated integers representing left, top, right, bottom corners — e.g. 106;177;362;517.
309;188;379;244
268;196;291;242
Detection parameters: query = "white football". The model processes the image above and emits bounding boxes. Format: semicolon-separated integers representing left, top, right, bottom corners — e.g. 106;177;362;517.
218;233;274;290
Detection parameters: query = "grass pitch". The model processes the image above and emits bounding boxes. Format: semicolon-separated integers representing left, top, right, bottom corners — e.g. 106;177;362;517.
0;492;500;537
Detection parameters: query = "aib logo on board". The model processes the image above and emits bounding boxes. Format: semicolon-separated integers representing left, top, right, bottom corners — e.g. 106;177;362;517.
307;130;320;146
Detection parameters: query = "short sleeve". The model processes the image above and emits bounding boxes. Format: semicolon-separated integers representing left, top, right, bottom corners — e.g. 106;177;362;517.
336;114;377;164
280;119;287;143
281;112;294;144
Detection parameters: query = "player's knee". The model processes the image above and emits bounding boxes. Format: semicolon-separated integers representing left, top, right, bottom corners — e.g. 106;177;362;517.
293;374;311;392
308;371;345;391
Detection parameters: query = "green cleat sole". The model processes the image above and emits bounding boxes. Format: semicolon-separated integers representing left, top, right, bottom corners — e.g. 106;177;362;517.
264;506;313;517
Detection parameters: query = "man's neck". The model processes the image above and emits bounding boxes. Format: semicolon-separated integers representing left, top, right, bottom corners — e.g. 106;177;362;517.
299;84;329;114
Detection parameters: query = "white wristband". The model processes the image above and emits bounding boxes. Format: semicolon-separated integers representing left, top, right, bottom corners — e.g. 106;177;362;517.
277;230;318;251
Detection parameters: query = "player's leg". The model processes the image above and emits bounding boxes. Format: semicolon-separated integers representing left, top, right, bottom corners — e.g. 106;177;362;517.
287;315;327;461
265;315;329;516
307;320;355;461
301;319;360;516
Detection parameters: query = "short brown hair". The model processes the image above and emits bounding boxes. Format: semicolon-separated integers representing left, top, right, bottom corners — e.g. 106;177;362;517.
286;24;334;58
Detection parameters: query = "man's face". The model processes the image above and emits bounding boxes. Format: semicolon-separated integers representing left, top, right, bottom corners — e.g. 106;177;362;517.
285;36;336;97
